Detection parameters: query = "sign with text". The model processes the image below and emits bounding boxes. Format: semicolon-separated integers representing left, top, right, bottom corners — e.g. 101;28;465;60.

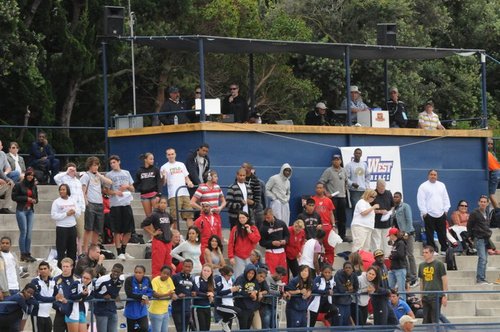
340;146;403;195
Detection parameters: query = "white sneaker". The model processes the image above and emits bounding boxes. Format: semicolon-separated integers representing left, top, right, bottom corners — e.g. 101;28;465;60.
124;253;135;259
220;321;231;332
117;253;126;260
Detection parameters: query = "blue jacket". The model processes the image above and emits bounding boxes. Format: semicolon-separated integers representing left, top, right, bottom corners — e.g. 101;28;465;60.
284;276;311;311
53;274;75;316
333;270;359;306
124;276;152;320
171;272;194;312
192;275;215;307
94;273;124;316
0;292;36;316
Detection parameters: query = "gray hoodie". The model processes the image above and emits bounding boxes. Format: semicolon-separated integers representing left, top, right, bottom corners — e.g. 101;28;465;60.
265;163;292;204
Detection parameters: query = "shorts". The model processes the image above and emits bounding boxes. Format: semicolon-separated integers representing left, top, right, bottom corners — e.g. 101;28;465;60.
489;171;500;195
109;205;135;234
140;191;158;201
65;311;86;324
168;196;193;221
84;202;104;233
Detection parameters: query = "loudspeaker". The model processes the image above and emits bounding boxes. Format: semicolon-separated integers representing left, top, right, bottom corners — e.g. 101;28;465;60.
377;23;397;46
103;6;125;36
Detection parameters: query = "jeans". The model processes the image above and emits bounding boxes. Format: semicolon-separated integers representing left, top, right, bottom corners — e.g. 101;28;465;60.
6;171;20;183
149;312;169;332
388;268;407;300
16;209;34;254
476;238;488;282
260;304;274;329
95;313;118;332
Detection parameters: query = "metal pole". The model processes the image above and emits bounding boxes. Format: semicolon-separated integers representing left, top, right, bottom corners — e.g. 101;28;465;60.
345;46;352;126
128;0;137;115
384;59;389;104
480;53;488;128
249;53;255;114
198;38;206;122
101;41;110;165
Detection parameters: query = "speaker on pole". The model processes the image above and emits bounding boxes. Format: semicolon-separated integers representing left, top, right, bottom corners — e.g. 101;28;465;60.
377;23;397;46
103;6;125;36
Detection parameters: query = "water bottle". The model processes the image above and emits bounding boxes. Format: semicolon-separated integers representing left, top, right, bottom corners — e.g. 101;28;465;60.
257;116;262;124
174;115;179;125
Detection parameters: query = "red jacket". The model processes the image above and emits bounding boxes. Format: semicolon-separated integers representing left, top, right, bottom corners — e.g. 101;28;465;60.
228;225;261;259
194;212;222;251
285;226;305;260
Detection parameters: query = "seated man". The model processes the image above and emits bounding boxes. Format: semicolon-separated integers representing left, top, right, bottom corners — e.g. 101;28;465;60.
0;140;20;183
305;102;335;126
29;131;60;184
418;101;445;130
340;85;369;124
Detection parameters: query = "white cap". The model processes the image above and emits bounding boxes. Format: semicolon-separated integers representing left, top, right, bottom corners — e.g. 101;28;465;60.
350;86;361;93
315;102;327;109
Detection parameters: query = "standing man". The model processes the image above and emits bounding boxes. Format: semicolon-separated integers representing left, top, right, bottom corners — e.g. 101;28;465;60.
0;237;21;298
226;168;253;229
418;100;445;130
297;198;322;240
346;148;370;209
487;138;500;208
185;143;210;188
80;157;112;252
242;162;264;228
161;148;194;228
386;87;408;128
222;83;248;123
393;192;418;287
266;163;292;225
260;208;290;282
319;154;348;240
29;131;60;184
159;86;190;125
418;245;448;324
105;155;136;260
417;170;451;255
467;195;492;284
371;179;394;256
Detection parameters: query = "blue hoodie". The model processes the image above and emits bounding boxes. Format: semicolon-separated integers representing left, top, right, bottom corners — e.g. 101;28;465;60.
234;264;260;311
285;276;311;311
124;276;152;320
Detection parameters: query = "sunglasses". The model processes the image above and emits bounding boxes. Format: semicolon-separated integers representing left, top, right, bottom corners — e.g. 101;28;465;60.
195;91;201;94
459;204;468;207
230;87;238;90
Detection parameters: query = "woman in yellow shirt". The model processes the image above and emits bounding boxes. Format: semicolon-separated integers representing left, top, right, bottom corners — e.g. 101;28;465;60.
149;265;176;332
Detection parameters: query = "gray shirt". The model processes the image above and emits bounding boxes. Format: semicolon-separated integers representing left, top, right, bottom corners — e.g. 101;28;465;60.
319;166;348;198
80;172;105;204
106;169;134;207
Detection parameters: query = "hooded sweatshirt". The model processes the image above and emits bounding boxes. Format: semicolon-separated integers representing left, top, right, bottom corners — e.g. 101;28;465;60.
234;264;260;311
266;163;292;204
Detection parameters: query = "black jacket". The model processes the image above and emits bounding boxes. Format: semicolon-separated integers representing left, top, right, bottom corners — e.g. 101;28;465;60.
389;238;407;270
12;179;38;212
467;208;492;240
185;151;210;185
386;99;407;128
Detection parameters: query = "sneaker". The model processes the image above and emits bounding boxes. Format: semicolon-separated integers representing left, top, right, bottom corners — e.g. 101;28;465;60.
220;321;231;332
439;251;446;256
117;253;126;260
19;271;30;279
410;279;420;288
477;280;492;285
124;253;135;259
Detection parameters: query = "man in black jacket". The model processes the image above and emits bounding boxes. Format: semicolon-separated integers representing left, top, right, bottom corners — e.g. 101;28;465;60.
467;195;492;284
185;144;210;187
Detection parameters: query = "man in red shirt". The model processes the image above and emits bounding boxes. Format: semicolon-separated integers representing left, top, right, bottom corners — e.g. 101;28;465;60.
194;202;222;264
312;182;336;265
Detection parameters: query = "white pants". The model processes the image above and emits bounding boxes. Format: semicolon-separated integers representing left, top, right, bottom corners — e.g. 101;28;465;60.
370;228;391;256
270;200;290;225
233;256;251;278
351;225;373;252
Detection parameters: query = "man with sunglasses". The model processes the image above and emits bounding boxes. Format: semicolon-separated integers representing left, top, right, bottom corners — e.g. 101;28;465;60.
222;83;248;123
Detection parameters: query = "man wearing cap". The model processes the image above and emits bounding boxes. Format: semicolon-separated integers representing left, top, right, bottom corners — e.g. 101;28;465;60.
159;86;190;125
222;83;248;123
398;315;417;332
341;85;370;124
418;101;445;130
319;154;348;240
305;102;335;126
386;87;408;128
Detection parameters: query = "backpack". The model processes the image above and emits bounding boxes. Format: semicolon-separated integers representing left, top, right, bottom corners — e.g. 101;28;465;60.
445;247;457;270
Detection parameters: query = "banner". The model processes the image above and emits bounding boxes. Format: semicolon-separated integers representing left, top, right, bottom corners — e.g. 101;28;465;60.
340;146;403;195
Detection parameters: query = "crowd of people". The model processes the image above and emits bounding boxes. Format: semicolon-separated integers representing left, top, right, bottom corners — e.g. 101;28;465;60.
0;134;497;332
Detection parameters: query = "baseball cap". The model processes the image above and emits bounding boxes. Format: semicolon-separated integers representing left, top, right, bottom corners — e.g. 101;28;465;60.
350;86;361;93
373;249;384;258
315;102;327;109
168;86;179;94
332;154;341;159
387;227;399;237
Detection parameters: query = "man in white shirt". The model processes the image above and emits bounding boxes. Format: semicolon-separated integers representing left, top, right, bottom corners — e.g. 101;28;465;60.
0;237;21;297
417;170;451;254
161;148;194;228
345;148;370;208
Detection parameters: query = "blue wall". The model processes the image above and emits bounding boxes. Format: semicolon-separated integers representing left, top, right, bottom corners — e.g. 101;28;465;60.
110;130;488;225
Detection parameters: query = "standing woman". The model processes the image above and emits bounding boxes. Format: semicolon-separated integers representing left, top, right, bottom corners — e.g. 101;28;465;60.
51;183;80;267
204;235;225;276
351;189;379;252
387;228;408;300
11;167;38;262
192;264;216;331
171;226;203;274
7;142;26;181
228;211;261;278
134;152;162;217
284;265;312;328
66;268;94;332
124;265;153;332
285;219;306;278
149;265;176;332
366;265;391;326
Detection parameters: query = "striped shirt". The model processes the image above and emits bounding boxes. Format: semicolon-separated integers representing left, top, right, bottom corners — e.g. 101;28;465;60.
418;111;442;130
194;183;223;208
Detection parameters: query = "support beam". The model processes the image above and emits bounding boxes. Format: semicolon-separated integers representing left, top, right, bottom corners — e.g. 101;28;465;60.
249;53;255;114
101;41;110;166
198;38;206;122
480;53;488;129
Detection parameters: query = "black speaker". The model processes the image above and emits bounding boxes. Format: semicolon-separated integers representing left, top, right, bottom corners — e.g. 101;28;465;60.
377;23;397;46
103;6;125;36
